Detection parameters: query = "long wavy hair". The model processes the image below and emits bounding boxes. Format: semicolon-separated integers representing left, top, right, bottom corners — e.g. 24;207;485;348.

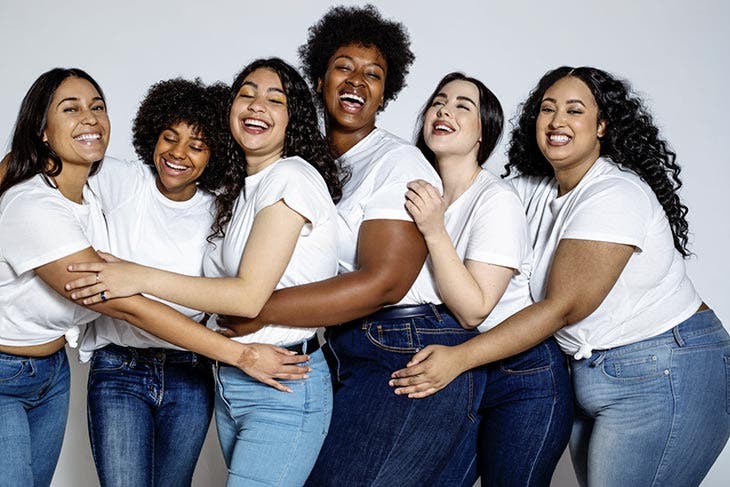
505;66;690;256
1;68;106;198
211;58;343;240
415;72;504;168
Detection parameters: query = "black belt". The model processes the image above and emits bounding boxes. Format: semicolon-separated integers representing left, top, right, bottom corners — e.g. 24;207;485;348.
285;335;320;355
365;303;450;321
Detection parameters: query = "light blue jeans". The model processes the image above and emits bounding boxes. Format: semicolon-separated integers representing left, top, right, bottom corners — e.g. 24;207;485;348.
214;347;332;486
570;309;730;487
0;347;70;487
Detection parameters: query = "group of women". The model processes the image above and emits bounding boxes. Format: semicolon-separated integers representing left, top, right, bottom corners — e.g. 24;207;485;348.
1;3;728;487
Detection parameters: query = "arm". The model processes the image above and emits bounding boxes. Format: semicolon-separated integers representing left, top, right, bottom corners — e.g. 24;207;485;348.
390;238;634;397
66;201;305;318
405;179;514;328
37;246;309;392
232;219;429;328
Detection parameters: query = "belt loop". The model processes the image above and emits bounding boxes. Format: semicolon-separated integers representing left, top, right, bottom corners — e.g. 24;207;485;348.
431;303;443;321
589;351;606;368
672;325;685;347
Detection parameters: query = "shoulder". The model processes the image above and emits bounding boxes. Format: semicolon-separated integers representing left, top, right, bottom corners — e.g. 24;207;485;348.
1;175;56;213
576;161;652;208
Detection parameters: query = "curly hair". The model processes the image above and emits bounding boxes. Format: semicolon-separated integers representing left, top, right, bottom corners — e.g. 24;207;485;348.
415;72;504;167
132;78;230;195
211;58;343;240
1;68;106;198
298;4;414;109
505;66;690;257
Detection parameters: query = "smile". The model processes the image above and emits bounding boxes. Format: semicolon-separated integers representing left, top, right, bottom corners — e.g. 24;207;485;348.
162;157;189;172
547;133;572;145
433;122;455;134
73;133;102;142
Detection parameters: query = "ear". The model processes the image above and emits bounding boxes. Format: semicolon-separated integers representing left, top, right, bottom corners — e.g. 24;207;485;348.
42;130;48;143
316;78;323;93
597;119;607;138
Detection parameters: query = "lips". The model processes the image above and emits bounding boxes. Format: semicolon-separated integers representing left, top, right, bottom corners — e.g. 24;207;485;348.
242;117;270;134
432;120;455;134
73;132;103;143
546;132;572;146
161;156;189;173
338;90;366;112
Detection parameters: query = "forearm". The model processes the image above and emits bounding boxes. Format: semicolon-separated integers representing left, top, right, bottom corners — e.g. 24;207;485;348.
91;295;244;366
424;229;491;328
456;299;569;371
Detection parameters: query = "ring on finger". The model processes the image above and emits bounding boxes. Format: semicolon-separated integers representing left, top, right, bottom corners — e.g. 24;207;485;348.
100;290;107;302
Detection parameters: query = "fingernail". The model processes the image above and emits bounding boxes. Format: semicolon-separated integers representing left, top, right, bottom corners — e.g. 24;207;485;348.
388;380;394;386
65;285;70;291
70;293;76;299
303;374;309;379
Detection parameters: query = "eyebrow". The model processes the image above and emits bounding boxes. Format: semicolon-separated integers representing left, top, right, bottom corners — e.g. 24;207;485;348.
164;126;205;142
241;81;286;96
56;96;104;107
434;93;478;107
333;55;385;71
541;97;586;107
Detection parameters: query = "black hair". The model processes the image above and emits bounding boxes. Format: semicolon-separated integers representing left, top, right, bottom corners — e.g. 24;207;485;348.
298;4;414;109
415;72;504;167
505;66;690;256
1;67;106;197
132;78;230;194
211;57;343;240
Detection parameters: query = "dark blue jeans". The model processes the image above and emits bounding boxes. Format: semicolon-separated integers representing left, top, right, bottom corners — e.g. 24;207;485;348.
306;309;484;486
87;344;214;486
0;348;69;486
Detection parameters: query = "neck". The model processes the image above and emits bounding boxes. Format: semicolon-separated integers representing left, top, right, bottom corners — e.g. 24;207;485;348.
437;154;481;205
53;162;91;203
246;151;282;176
327;122;376;158
554;152;600;196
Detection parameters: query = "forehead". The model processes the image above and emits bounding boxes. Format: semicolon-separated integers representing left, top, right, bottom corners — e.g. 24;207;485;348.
242;68;283;90
329;43;387;68
543;76;596;105
52;76;101;102
439;79;480;101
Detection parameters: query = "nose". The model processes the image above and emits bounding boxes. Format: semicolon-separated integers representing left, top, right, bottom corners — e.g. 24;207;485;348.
247;95;265;113
548;109;566;128
345;71;365;87
436;104;452;118
169;140;186;159
81;107;100;125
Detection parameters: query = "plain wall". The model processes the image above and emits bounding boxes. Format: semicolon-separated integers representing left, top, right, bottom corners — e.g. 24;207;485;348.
0;1;728;485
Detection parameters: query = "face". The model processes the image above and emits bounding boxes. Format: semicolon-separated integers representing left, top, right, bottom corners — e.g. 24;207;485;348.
319;43;387;134
43;76;110;168
229;68;289;169
536;76;606;174
423;79;482;162
153;122;210;201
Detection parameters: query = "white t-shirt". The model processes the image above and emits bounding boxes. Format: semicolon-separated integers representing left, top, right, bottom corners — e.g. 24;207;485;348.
334;128;442;306
0;174;108;347
204;156;338;346
78;157;216;361
511;157;701;358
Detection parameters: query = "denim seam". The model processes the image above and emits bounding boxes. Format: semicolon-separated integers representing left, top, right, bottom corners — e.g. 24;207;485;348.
466;371;476;422
365;323;418;353
0;358;25;383
650;349;678;486
526;366;558;486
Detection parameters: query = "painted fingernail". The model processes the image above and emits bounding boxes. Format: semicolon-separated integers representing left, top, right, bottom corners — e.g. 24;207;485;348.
70;293;76;299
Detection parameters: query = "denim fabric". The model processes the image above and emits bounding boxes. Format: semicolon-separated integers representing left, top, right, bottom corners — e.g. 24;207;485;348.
214;347;332;486
87;344;214;487
569;309;730;487
306;310;484;487
0;347;69;487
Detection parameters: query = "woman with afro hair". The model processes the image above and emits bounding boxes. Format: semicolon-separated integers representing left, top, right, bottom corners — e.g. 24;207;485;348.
77;78;230;486
392;66;730;486
66;58;343;485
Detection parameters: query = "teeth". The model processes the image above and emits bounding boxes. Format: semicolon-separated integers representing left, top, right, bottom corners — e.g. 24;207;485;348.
549;134;571;143
244;118;269;129
74;133;101;141
434;124;454;133
340;92;365;104
164;158;187;171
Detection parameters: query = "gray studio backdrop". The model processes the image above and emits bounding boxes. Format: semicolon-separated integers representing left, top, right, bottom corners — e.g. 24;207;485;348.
1;1;728;485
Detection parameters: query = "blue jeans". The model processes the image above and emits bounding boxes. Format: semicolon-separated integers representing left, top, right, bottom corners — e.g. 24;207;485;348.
306;310;484;486
569;309;730;487
0;347;69;487
214;347;332;486
87;344;214;487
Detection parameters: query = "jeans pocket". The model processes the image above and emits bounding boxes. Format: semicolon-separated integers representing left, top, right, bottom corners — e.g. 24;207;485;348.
90;350;127;373
364;321;418;353
0;357;25;382
601;349;667;381
500;342;552;374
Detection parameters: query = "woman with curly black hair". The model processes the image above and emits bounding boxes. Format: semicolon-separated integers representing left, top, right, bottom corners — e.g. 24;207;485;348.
77;78;230;486
393;66;730;486
67;58;341;485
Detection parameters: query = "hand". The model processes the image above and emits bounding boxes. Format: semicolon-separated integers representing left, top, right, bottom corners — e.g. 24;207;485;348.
65;251;145;304
405;179;446;238
235;342;311;393
217;315;266;338
389;345;466;398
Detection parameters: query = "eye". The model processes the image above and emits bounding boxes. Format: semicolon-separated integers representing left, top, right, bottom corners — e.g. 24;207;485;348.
456;104;470;111
190;145;205;153
62;106;77;113
567;108;584;115
540;106;555;113
91;104;106;112
430;100;444;108
365;71;381;80
268;98;286;106
335;63;352;72
163;135;177;143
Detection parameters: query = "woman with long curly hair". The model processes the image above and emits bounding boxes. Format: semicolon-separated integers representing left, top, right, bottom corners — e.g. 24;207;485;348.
66;58;342;485
79;78;229;486
391;66;730;486
0;68;310;486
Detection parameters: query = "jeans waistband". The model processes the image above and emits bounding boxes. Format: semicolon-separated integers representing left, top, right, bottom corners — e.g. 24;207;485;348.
362;303;450;322
218;336;319;370
100;343;204;365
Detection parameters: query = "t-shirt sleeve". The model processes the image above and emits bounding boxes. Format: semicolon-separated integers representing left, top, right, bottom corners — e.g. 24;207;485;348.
86;157;145;211
0;192;92;275
562;177;652;250
363;146;441;222
253;160;331;229
466;190;529;271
